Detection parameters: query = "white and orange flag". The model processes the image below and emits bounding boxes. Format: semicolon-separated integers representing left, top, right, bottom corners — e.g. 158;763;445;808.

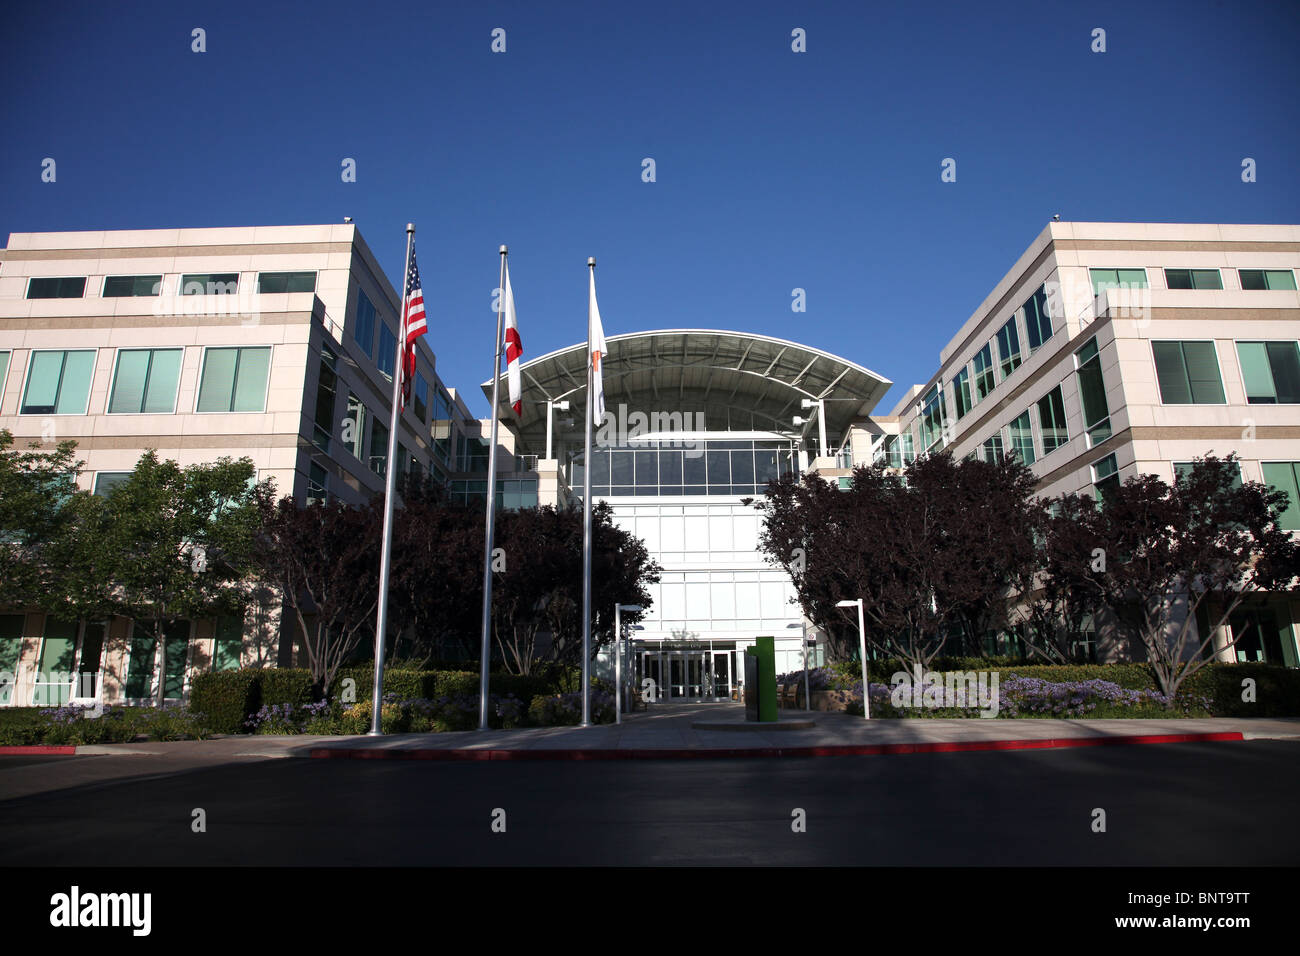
503;264;523;417
588;267;608;424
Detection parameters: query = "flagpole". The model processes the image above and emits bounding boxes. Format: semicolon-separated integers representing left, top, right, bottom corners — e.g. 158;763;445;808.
581;256;596;727
478;245;508;731
368;222;414;735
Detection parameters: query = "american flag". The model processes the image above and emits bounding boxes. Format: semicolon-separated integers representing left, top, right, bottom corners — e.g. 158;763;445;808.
400;241;427;408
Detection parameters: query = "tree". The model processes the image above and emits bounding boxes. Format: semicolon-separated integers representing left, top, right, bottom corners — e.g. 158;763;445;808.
386;473;482;664
0;429;87;611
1065;455;1298;705
1010;492;1110;664
254;493;381;699
59;451;266;702
751;451;1042;673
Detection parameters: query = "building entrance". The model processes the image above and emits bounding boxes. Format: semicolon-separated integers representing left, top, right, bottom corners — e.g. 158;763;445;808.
636;643;736;701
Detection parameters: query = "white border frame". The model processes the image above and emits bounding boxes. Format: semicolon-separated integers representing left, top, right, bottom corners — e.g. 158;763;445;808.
100;274;163;298
25;275;87;300
193;344;274;414
1150;339;1228;406
18;347;98;416
105;346;184;415
1231;338;1300;406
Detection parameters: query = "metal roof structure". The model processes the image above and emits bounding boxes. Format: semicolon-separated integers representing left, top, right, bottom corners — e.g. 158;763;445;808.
480;329;892;454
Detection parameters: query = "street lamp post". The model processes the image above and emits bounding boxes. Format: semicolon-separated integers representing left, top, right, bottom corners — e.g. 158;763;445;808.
837;598;870;720
614;604;642;725
786;620;811;712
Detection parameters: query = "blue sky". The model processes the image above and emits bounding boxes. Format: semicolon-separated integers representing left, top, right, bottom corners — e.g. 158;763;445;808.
3;0;1298;417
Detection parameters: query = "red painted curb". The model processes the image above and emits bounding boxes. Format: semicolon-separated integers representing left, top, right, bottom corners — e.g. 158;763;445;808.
0;745;78;755
307;731;1246;761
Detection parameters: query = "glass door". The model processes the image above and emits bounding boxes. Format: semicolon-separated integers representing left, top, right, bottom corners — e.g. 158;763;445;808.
70;621;107;706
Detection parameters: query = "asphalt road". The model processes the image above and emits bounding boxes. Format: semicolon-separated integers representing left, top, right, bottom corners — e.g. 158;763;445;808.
2;741;1298;866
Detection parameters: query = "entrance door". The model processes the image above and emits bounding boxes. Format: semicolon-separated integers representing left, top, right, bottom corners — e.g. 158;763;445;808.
33;618;77;706
70;622;107;706
712;651;732;698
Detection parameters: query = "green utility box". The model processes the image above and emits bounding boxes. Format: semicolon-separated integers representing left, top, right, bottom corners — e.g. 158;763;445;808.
744;636;778;722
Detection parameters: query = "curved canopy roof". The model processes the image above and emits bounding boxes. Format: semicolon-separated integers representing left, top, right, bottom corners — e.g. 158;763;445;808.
480;329;891;454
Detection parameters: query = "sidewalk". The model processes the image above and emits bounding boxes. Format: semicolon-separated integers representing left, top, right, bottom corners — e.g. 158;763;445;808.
37;702;1300;761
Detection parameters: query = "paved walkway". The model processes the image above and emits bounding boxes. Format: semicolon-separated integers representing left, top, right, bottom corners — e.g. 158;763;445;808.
33;702;1299;760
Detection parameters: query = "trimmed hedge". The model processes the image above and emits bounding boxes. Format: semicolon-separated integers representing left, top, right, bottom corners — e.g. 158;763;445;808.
190;665;578;734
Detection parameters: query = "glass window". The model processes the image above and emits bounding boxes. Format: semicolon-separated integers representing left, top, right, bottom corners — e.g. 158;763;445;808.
35;618;77;706
93;472;132;496
27;277;86;299
1022;285;1054;352
1089;268;1148;296
354;290;377;358
108;348;183;413
899;431;915;465
1262;463;1300;531
103;275;162;297
1036;385;1068;455
919;384;947;450
981;434;1003;463
1009;411;1035;465
1164;268;1222;290
413;372;429;422
213;616;243;671
1238;269;1297;291
345;393;367;460
1093;453;1120;503
1075;337;1111;446
952;367;972;419
180;273;239;295
1152;341;1225;404
0;614;23;706
21;349;96;414
257;271;317;294
0;351;9;394
1236;341;1300;404
996;318;1021;380
370;420;389;476
972;344;995;401
312;345;338;451
196;347;272;413
378;324;397;379
1174;461;1242;490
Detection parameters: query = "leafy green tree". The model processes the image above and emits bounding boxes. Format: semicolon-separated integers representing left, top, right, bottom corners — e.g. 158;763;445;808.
60;451;266;702
0;429;87;611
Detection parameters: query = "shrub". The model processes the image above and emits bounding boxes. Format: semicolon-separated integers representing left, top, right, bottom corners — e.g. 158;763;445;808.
190;669;261;734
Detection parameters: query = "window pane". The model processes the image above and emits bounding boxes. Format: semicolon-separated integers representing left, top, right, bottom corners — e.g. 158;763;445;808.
1037;386;1068;454
28;277;86;299
197;349;238;412
1239;270;1268;290
972;345;995;400
345;394;367;459
1165;269;1193;289
143;350;182;413
1265;270;1297;291
1009;411;1035;465
378;325;397;379
54;350;95;414
0;352;8;393
1182;342;1225;403
258;271;316;294
104;275;162;297
109;350;151;412
996;319;1021;378
953;367;971;419
1117;269;1148;288
1076;344;1110;434
1265;342;1300;403
231;347;271;411
93;472;131;496
214;617;243;671
181;274;238;295
23;352;64;413
370;420;389;475
1191;269;1222;290
125;631;157;699
354;291;376;357
1237;342;1276;403
1262;463;1300;531
1152;342;1192;403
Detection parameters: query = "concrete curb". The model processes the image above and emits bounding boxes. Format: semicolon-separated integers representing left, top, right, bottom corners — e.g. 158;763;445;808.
306;730;1247;761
